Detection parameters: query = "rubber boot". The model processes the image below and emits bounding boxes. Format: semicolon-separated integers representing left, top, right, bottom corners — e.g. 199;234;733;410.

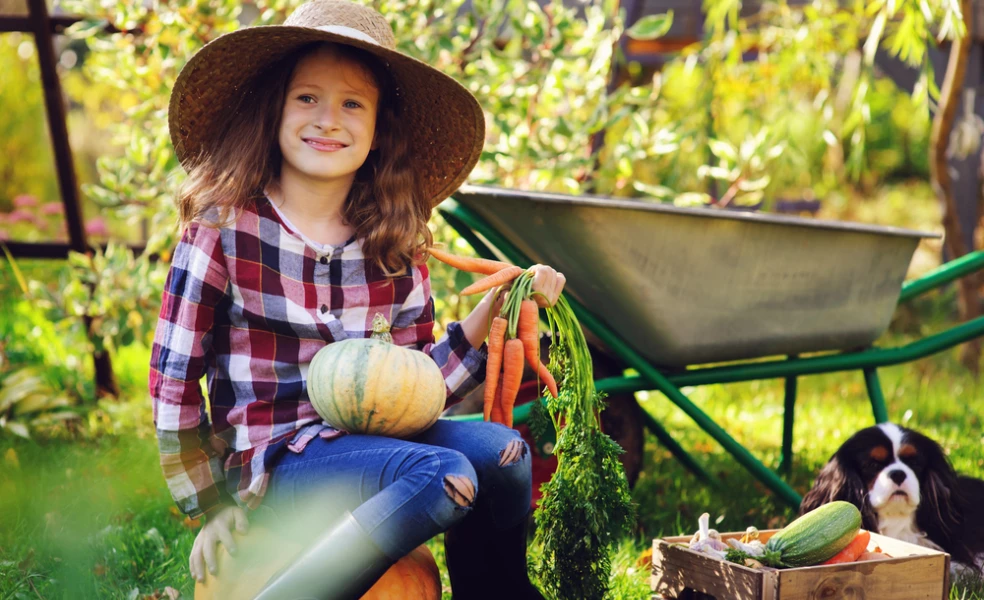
445;509;544;600
253;511;394;600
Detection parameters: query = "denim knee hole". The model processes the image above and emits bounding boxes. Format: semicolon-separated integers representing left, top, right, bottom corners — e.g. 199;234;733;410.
497;439;528;467
443;474;476;508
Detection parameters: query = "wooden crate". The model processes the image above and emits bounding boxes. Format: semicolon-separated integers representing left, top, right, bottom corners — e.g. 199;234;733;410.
651;529;950;600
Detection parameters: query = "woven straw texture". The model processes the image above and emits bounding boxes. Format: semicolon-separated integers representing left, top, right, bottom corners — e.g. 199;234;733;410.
168;0;484;207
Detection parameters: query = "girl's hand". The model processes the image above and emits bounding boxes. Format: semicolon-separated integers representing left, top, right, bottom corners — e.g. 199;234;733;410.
190;505;249;583
529;264;566;308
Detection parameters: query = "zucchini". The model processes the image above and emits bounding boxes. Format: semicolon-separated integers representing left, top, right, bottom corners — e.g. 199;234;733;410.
762;501;861;567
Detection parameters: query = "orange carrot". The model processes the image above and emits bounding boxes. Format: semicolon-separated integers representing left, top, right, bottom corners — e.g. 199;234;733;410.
484;317;508;421
822;530;871;565
518;299;558;398
460;266;524;296
427;247;512;275
500;338;525;427
490;374;505;424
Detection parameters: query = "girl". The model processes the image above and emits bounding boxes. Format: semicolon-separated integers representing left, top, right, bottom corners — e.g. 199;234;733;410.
151;1;566;598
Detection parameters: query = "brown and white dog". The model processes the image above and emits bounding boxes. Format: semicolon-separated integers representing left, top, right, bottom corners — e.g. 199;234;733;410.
800;423;984;572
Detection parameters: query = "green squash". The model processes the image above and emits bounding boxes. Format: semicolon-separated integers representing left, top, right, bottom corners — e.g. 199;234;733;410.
307;336;446;439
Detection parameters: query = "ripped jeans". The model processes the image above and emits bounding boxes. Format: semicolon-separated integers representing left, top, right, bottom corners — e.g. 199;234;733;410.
259;419;532;560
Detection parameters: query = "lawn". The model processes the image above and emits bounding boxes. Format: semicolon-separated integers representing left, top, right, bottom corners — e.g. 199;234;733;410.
2;314;983;599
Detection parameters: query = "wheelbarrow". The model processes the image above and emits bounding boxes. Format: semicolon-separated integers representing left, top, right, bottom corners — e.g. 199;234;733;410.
442;185;984;508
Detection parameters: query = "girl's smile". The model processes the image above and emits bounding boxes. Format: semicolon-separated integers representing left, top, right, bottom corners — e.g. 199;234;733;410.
302;136;349;152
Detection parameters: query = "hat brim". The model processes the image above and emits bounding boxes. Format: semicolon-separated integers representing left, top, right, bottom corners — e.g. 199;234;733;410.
168;25;485;207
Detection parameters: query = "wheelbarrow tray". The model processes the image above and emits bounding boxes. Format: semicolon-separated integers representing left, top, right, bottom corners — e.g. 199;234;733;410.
454;186;938;367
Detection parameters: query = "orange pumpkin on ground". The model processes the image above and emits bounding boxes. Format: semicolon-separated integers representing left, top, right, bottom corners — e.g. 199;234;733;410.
194;524;440;600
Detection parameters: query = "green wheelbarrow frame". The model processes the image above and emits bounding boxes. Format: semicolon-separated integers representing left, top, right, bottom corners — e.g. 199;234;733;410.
439;197;984;508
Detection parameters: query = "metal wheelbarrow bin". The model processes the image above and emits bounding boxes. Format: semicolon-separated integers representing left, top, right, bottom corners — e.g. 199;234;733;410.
442;185;984;507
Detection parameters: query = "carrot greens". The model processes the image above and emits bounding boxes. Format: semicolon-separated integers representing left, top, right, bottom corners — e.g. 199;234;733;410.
533;295;635;600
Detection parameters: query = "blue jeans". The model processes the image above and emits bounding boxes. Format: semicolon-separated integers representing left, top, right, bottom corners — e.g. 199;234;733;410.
260;419;532;560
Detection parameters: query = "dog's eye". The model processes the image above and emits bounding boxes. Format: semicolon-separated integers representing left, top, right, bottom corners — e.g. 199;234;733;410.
869;446;890;462
900;453;924;470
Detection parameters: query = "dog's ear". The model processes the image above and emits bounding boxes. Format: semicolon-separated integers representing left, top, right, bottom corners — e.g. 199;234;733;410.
801;455;878;530
914;435;965;548
918;463;975;565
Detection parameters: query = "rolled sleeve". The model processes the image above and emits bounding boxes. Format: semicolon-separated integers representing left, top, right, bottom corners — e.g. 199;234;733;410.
148;222;233;518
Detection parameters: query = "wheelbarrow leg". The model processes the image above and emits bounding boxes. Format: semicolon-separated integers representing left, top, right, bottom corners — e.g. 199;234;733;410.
638;405;719;488
778;355;798;475
648;377;803;508
863;368;889;424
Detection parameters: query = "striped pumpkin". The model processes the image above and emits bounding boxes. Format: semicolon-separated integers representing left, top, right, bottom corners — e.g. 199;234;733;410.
307;338;446;439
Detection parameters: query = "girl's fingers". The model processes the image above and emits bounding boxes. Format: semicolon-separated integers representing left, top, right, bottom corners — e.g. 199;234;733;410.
190;539;205;582
203;535;218;576
553;272;566;303
233;508;249;535
531;265;557;307
538;266;556;294
217;525;238;557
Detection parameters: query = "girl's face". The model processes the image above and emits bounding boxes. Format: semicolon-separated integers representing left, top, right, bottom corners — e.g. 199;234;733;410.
278;48;380;190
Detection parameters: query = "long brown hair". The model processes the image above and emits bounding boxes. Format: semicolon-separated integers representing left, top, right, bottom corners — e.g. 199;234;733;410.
176;42;431;276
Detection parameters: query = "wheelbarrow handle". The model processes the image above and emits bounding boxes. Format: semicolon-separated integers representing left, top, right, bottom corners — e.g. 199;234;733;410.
898;249;984;304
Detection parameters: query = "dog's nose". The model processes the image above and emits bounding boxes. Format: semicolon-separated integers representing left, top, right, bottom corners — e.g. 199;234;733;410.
888;469;907;485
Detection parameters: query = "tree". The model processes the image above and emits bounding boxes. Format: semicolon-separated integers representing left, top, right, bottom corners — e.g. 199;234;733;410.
928;0;980;372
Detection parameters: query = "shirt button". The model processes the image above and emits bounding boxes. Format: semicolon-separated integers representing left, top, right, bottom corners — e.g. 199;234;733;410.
320;256;328;265
320;304;328;314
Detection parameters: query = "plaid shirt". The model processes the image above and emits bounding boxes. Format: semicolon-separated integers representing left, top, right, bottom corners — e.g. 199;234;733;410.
149;197;488;518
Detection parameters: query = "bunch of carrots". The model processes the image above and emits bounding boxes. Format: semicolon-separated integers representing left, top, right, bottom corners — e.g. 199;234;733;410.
428;246;558;427
431;246;634;599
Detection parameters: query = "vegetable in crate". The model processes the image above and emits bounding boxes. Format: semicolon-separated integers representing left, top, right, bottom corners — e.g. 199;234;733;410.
307;314;446;439
822;530;871;565
762;501;862;567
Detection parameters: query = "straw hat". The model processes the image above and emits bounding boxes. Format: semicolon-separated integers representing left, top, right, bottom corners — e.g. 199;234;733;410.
168;0;485;207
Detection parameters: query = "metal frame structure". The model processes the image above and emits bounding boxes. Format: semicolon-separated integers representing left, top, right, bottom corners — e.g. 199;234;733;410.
440;196;984;508
1;0;119;395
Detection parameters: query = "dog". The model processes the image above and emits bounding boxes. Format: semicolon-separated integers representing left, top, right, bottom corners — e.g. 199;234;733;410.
800;423;984;572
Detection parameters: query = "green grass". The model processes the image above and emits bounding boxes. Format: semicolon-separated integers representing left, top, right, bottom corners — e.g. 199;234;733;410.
2;322;982;598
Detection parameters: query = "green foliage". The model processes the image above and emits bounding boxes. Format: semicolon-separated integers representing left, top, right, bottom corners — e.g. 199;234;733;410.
3;0;959;384
536;296;634;599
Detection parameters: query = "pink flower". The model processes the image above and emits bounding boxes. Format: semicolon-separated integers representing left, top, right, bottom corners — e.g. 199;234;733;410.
7;209;34;224
85;216;108;237
13;195;38;208
0;230;8;242
41;202;63;216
